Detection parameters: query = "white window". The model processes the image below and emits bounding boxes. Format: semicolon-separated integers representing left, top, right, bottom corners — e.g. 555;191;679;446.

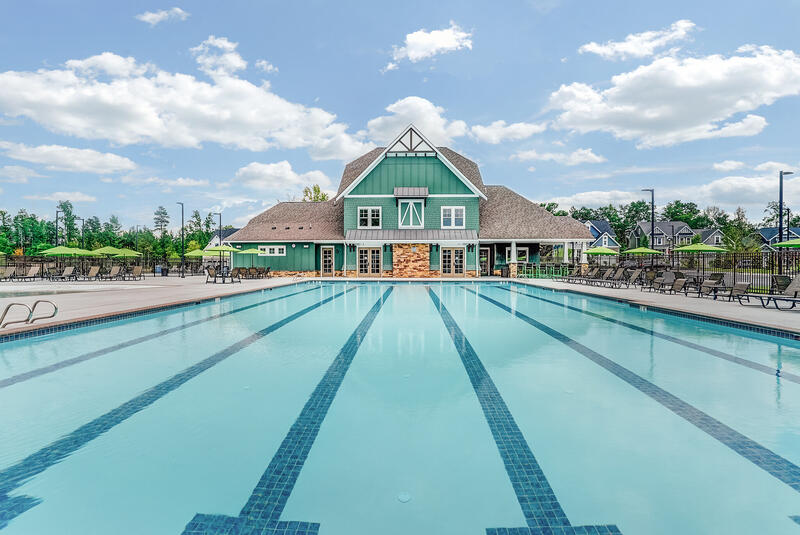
505;247;528;262
602;236;609;246
358;207;381;229
258;245;286;256
655;237;663;246
399;200;424;228
441;206;465;229
714;235;722;244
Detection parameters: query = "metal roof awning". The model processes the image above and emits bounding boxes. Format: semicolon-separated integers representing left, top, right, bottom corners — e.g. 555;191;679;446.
393;187;428;198
346;229;477;243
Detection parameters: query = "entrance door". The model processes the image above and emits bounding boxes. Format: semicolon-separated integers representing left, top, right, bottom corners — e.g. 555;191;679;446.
358;247;381;277
479;247;490;276
441;247;465;277
321;247;334;277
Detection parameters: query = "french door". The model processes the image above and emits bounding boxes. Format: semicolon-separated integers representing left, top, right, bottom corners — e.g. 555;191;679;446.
441;247;465;277
358;247;381;277
321;247;334;277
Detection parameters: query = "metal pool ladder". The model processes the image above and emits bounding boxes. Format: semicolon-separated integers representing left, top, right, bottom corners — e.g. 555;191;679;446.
0;300;58;329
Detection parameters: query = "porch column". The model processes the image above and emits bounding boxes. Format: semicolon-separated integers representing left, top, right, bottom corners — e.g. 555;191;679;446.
511;241;517;261
563;241;569;263
475;241;480;277
580;242;588;263
509;241;517;278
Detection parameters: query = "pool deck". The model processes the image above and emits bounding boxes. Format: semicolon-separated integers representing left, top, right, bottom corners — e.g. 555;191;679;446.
0;275;797;340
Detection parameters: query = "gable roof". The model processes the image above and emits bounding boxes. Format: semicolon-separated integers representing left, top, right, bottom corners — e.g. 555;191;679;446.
634;221;695;236
584;220;616;238
226;201;344;242
335;125;486;200
695;228;723;243
210;227;240;241
479;186;593;240
758;226;800;242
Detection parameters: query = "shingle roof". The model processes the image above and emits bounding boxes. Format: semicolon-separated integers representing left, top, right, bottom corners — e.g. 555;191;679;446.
211;227;240;241
759;227;800;242
393;187;428;198
226;201;344;242
335;146;486;198
634;221;694;235
479;186;593;240
585;220;615;238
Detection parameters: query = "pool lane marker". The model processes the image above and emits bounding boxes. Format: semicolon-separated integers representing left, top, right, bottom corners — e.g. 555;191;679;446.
181;287;393;535
0;285;323;390
463;287;800;502
0;286;356;530
428;288;621;535
496;284;800;385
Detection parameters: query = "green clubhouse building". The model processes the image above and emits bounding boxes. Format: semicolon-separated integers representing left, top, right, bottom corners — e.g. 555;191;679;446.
228;125;593;278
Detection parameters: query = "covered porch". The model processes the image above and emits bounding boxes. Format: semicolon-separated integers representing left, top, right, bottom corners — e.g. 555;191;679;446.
478;239;590;277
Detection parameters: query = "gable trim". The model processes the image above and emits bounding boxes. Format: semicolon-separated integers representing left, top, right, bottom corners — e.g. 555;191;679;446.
335;124;487;201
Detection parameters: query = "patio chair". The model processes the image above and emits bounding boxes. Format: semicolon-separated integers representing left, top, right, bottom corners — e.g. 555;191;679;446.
601;267;626;288
256;267;266;278
264;267;272;278
13;265;40;282
206;267;218;284
770;275;792;295
51;266;77;282
722;282;751;304
640;270;658;292
662;278;688;295
0;266;14;282
694;279;722;298
230;268;242;283
99;266;121;281
124;266;143;281
754;276;800;310
622;268;642;288
588;268;614;286
555;266;579;281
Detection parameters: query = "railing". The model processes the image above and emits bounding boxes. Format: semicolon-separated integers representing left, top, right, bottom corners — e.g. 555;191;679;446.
0;300;58;328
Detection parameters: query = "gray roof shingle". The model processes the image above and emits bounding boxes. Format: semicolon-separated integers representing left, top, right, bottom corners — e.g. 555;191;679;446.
226;201;344;242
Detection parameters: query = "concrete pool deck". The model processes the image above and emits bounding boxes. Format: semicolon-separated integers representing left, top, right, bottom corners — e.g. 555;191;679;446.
0;275;797;340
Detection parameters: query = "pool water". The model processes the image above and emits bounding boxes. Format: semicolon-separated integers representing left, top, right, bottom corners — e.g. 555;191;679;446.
1;281;800;534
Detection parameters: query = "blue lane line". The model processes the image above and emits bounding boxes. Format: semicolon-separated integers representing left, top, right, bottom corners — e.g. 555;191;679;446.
181;287;393;535
0;286;356;530
428;288;621;535
465;287;800;497
496;284;800;384
0;285;323;390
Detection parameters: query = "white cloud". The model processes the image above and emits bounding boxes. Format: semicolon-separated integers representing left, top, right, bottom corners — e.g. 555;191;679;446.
579;20;696;60
0;165;45;183
470;120;547;144
385;21;472;71
135;7;189;26
233;161;331;199
545;189;643;208
550;45;800;148
24;191;97;202
713;160;745;172
512;147;606;165
255;59;278;74
753;161;793;174
117;176;209;187
0;39;374;161
366;97;467;145
0;141;136;173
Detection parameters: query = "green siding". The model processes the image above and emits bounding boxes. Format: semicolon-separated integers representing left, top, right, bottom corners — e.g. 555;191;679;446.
344;197;479;231
230;242;315;271
314;244;344;271
429;246;440;269
350;156;473;195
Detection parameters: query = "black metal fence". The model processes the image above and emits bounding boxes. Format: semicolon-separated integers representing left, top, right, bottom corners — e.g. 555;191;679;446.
615;250;800;293
0;254;212;279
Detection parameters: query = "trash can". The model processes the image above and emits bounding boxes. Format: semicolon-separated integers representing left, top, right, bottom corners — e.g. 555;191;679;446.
154;265;162;275
162;266;169;277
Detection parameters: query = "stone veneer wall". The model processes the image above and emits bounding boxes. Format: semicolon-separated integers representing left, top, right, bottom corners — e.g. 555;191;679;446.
392;243;430;278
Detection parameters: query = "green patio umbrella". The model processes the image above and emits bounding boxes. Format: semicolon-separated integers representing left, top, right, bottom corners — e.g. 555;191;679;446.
92;245;123;256
41;245;79;257
236;248;261;268
113;248;142;258
184;249;206;258
774;238;800;248
624;246;662;255
73;248;100;257
204;245;239;253
673;243;727;253
585;246;619;256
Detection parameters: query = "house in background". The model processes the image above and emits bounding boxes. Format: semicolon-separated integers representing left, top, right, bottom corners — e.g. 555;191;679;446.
227;124;593;277
204;227;240;249
583;220;619;264
695;228;725;247
758;226;800;250
627;221;695;252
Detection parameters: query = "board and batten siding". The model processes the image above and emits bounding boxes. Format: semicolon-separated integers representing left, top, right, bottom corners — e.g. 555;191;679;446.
231;242;316;271
343;197;479;231
349;157;473;195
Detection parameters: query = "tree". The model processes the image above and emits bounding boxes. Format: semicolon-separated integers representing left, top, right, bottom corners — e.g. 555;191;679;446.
302;184;329;202
661;200;702;227
57;200;77;244
722;207;760;252
539;202;568;216
569;206;597;221
153;206;170;234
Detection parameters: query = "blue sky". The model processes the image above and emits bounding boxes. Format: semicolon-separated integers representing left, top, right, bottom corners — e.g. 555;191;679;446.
1;0;800;229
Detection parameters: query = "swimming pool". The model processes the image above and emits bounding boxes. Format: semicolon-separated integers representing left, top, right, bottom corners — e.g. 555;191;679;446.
1;281;799;534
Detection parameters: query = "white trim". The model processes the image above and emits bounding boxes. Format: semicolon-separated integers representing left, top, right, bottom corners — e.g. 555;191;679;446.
345;193;477;198
441;206;465;229
478;238;593;243
505;246;528;263
347;194;394;198
440;246;467;276
258;245;286;257
336;124;487;201
320;245;335;276
398;199;424;229
356;246;382;277
357;206;382;229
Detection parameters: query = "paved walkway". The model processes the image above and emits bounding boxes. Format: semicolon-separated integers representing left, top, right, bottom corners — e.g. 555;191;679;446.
515;278;799;337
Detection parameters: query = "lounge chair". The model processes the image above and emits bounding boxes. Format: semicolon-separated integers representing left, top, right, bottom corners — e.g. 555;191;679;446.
206;267;218;284
0;266;14;282
264;267;272;278
230;269;242;283
622;268;642;288
81;266;101;281
587;268;614;286
662;278;687;295
99;266;121;280
51;266;77;281
13;265;40;282
571;267;596;284
694;279;722;298
754;276;800;310
554;266;579;281
722;282;751;304
600;267;626;288
639;271;658;291
650;272;675;293
124;266;143;281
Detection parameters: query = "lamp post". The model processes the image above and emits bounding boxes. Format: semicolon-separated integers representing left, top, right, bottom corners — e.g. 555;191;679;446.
779;170;793;274
212;212;222;270
642;188;655;266
55;209;63;246
176;202;185;278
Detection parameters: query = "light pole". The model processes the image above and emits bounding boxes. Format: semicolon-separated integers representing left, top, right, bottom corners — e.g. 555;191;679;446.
134;225;140;251
779;170;793;274
176;202;185;278
642;188;655;266
212;212;222;270
55;209;63;246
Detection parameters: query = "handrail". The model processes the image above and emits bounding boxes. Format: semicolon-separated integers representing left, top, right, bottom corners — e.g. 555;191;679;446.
28;300;58;325
0;303;32;329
